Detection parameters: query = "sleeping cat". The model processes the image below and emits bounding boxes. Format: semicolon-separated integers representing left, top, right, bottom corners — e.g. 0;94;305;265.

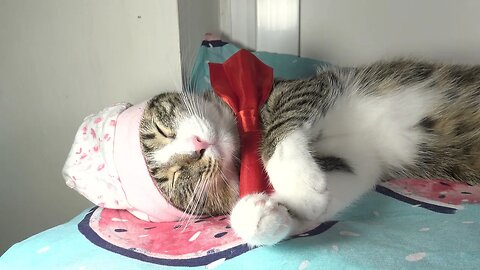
139;59;480;246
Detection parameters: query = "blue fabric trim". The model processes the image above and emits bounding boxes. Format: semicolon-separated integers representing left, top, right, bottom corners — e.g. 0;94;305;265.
375;185;457;214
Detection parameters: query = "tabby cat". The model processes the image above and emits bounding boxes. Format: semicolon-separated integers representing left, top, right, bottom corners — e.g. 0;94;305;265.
139;59;480;246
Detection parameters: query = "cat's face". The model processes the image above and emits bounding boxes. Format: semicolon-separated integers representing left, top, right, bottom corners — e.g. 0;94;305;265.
140;92;239;217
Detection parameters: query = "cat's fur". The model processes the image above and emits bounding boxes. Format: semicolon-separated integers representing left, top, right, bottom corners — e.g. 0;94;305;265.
140;59;480;246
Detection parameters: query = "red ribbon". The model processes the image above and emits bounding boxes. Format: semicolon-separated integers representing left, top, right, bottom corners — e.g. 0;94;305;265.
209;49;274;197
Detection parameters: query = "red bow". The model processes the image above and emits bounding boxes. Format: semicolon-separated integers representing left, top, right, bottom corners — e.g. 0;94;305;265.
209;49;274;197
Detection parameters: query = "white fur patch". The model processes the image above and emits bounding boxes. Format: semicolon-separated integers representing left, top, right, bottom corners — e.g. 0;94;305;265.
266;130;329;221
152;99;239;184
231;84;440;246
230;193;293;246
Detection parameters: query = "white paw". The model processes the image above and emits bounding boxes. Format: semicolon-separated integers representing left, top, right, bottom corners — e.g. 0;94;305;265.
230;193;293;246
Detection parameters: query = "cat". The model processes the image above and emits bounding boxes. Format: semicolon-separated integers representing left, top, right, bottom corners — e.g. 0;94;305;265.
139;59;480;246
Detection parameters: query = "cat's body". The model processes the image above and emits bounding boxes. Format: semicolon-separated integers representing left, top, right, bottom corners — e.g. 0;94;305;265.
140;59;480;246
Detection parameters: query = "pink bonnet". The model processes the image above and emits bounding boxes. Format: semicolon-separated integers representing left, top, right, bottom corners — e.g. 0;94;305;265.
63;101;197;222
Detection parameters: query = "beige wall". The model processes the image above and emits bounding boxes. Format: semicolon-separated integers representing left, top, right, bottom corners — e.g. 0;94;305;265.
178;0;222;84
300;0;480;66
0;0;183;254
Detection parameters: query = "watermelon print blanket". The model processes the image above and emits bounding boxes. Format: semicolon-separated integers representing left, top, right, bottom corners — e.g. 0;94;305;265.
1;178;479;269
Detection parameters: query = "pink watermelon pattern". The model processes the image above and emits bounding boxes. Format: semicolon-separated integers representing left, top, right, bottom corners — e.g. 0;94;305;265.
379;179;480;208
78;207;336;266
78;178;480;266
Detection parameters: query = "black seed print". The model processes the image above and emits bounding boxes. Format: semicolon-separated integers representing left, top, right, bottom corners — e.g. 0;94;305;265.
225;225;231;229
114;228;128;232
219;217;227;221
461;191;472;195
214;232;228;238
440;182;451;186
438;194;446;199
173;225;181;229
194;219;207;223
144;226;156;230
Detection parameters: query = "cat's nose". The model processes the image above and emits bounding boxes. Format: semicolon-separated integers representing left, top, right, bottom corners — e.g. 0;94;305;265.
192;136;210;155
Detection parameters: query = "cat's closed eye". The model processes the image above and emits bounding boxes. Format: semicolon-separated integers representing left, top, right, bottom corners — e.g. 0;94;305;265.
154;121;176;139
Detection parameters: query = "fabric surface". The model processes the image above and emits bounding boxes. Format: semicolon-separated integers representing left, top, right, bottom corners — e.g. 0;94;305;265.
2;179;479;270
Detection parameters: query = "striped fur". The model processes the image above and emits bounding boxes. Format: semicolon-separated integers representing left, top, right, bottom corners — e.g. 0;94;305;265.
141;59;480;226
262;60;480;184
139;92;239;217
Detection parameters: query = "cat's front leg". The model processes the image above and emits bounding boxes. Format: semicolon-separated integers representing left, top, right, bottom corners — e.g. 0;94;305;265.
231;130;329;246
265;130;329;221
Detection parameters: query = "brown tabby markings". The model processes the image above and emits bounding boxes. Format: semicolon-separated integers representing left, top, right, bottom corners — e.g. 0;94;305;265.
139;93;237;216
262;60;480;184
141;59;480;217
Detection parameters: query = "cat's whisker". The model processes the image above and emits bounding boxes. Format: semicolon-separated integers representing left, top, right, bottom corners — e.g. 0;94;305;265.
183;171;209;230
191;175;209;226
181;92;207;122
179;174;204;224
214;170;227;213
196;179;209;219
184;180;204;222
218;169;236;193
193;94;206;120
180;92;195;116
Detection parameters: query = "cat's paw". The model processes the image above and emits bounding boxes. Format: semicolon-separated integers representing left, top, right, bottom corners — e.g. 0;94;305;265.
230;193;293;246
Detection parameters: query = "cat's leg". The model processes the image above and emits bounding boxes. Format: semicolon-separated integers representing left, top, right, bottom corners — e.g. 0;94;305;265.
231;129;329;245
231;129;382;246
266;129;330;221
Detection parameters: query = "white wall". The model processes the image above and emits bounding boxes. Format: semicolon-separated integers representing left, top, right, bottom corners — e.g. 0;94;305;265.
178;0;222;84
0;0;183;254
300;0;480;66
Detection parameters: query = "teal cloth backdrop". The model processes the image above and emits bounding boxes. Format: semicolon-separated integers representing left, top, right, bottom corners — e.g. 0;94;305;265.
188;42;329;93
